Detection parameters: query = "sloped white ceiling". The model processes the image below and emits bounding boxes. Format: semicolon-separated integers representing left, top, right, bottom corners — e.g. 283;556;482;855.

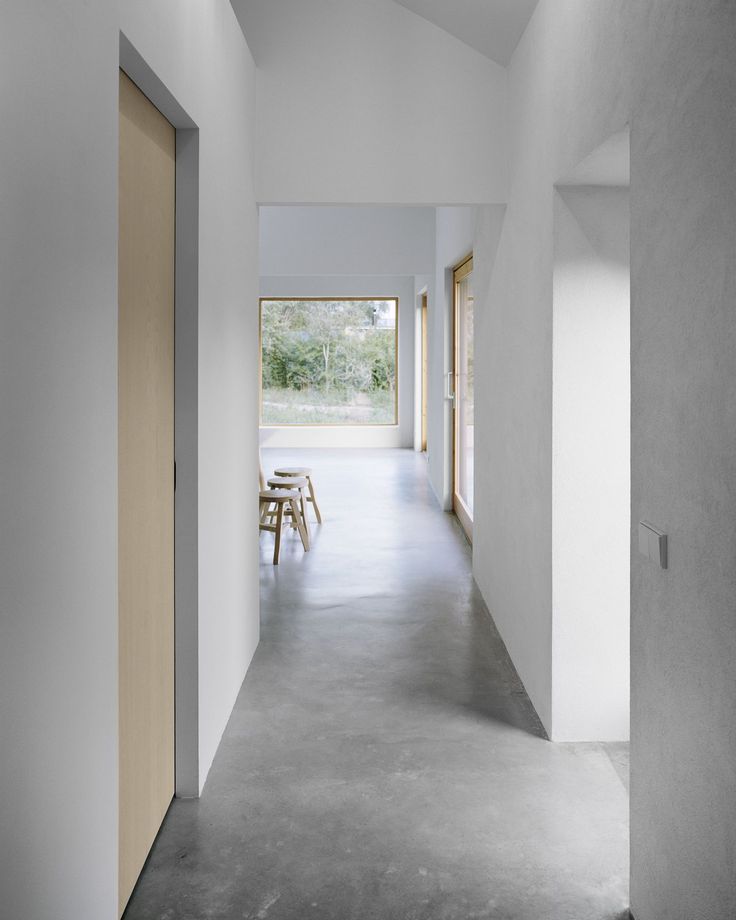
391;0;538;65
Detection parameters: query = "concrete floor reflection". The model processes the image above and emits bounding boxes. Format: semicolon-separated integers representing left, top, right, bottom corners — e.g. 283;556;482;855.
125;449;628;920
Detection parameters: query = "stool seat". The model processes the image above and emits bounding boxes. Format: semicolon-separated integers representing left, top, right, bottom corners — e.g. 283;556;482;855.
259;488;298;501
273;466;312;477
267;476;308;489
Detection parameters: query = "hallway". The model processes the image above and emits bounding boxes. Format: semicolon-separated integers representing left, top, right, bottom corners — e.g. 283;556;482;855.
126;450;628;920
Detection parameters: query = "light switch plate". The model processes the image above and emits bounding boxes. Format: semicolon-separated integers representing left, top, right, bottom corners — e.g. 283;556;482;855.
638;521;667;569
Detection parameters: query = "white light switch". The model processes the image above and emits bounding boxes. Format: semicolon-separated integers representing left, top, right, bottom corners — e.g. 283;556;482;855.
638;521;668;569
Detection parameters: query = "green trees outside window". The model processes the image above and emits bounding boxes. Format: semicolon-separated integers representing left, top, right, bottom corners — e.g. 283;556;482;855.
260;298;398;425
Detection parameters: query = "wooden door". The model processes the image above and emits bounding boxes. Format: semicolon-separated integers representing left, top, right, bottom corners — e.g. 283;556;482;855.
118;70;175;917
452;255;474;541
421;293;428;451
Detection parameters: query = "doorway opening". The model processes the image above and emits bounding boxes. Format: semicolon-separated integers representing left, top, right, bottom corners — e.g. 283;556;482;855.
552;128;631;743
118;34;201;916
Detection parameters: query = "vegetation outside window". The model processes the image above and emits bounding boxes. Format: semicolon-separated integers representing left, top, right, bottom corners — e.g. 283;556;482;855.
260;298;398;426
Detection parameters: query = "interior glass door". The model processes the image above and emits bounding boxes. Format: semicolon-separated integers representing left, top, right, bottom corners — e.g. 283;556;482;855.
453;256;474;540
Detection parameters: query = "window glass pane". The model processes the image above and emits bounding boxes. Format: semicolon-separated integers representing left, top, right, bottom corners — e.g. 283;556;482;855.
261;299;398;425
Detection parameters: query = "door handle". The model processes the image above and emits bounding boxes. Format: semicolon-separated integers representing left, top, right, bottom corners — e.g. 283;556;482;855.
445;371;455;403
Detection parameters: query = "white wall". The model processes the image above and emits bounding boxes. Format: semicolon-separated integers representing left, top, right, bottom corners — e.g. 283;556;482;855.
0;3;259;918
473;2;736;917
473;0;631;742
125;0;261;803
259;275;416;448
232;0;507;205
551;186;630;742
260;206;436;276
628;7;736;916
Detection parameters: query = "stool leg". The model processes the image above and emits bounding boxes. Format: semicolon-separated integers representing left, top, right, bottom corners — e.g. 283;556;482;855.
289;498;309;552
273;502;284;565
300;488;311;548
307;476;322;524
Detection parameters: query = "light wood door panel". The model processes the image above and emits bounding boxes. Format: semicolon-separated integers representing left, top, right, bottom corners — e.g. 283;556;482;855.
118;70;175;917
453;256;474;542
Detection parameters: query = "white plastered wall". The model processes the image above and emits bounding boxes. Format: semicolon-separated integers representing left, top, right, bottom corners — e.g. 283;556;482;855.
0;3;259;918
473;2;736;917
551;186;630;742
473;0;634;741
232;0;507;205
259;207;436;277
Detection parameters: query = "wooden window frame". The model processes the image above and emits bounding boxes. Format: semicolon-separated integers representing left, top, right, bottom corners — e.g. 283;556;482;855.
452;255;473;541
259;296;400;428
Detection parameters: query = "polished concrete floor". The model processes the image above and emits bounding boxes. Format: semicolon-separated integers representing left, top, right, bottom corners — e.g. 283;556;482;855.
125;449;629;920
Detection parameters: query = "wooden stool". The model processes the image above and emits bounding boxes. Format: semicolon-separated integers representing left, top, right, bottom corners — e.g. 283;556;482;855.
259;489;309;565
267;476;311;549
272;466;322;524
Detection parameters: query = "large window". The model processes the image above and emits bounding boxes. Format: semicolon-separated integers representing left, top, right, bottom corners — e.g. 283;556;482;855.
260;298;398;426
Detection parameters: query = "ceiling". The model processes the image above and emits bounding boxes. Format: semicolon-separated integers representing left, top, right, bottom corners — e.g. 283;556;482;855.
391;0;539;66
